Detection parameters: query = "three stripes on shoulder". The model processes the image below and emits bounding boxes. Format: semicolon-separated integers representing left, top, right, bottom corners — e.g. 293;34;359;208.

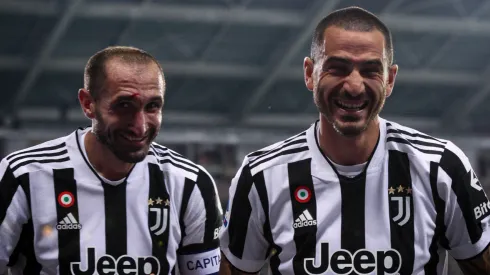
6;142;70;173
149;143;200;176
386;123;447;156
247;131;309;172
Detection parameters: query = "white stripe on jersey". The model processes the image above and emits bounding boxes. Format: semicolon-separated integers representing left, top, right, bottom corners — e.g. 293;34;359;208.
29;168;61;274
180;183;206;247
364;165;392;256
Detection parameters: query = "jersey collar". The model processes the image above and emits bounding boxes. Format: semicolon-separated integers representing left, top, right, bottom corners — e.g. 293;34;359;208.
307;117;387;182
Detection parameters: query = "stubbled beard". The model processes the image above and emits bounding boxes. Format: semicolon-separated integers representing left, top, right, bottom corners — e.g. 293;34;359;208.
313;86;386;137
92;111;156;163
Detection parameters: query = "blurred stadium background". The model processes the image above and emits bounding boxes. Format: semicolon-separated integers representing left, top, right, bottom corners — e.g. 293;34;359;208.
2;0;490;274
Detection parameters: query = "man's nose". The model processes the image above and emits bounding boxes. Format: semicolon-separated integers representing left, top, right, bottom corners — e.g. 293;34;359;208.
342;70;365;97
129;111;147;136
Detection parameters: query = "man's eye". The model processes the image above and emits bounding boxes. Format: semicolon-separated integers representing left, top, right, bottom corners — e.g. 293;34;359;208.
119;102;130;108
327;66;349;75
146;102;161;111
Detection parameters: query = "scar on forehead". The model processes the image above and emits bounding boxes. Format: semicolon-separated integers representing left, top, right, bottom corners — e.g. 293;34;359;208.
130;92;140;98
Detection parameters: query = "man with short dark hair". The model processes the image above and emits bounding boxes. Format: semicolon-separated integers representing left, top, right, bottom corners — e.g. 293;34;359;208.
0;46;222;275
219;6;490;275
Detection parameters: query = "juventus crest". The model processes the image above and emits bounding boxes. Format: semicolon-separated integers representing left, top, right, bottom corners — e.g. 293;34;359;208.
388;185;413;226
148;197;170;236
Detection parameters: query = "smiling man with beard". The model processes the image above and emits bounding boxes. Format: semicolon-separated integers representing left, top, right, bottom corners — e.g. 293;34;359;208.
0;46;222;275
220;6;490;275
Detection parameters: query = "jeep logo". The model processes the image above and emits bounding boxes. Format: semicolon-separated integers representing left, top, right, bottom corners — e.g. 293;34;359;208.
304;243;401;275
70;247;160;275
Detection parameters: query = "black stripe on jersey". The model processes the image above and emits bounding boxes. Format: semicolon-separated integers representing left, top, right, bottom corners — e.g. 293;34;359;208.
387;137;443;155
387;150;415;275
178;178;195;253
16;221;43;275
148;151;198;175
386;124;446;144
228;164;254;259
53;168;81;275
194;169;221;247
8;221;43;274
425;162;449;273
253;171;281;275
247;131;307;158
6;173;42;274
0;166;18;225
151;144;199;171
440;148;489;244
148;163;171;274
386;136;445;149
6;142;66;161
288;159;317;275
248;136;307;166
339;174;366;254
20;174;42;274
11;157;71;173
9;149;69;166
103;182;128;258
249;146;309;170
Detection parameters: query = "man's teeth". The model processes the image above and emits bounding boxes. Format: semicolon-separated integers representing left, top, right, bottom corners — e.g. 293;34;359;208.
336;100;365;109
123;135;144;141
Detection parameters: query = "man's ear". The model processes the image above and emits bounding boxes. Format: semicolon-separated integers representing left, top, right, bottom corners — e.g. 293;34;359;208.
78;88;95;119
385;64;398;98
304;57;315;91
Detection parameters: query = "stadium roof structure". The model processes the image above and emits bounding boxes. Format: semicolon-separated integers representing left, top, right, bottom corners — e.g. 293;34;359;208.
1;0;490;136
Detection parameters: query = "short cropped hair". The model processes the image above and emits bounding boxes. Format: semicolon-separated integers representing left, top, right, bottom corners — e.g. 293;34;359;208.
310;6;394;65
84;46;164;100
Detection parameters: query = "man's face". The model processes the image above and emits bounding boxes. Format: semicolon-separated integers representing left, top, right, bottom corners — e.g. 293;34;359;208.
304;26;397;137
92;59;164;163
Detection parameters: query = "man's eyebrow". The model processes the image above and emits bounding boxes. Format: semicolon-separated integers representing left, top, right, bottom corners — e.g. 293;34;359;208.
363;59;383;66
113;95;163;102
324;56;351;64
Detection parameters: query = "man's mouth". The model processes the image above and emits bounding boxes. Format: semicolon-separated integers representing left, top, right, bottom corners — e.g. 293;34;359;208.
334;100;369;111
120;134;147;142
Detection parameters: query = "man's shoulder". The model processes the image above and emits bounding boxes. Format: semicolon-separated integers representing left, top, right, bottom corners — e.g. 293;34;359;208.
2;131;75;176
242;127;312;175
148;142;209;182
384;118;465;165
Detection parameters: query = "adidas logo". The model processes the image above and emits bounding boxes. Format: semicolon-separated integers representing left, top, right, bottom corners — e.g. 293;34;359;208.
293;209;317;228
57;213;82;230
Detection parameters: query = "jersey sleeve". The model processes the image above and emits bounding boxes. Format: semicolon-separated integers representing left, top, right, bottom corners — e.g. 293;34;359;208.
219;158;271;273
438;141;490;260
0;158;30;274
177;166;222;275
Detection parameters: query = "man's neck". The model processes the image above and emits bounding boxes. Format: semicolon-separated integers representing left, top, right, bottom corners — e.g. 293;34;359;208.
318;116;380;166
84;132;134;181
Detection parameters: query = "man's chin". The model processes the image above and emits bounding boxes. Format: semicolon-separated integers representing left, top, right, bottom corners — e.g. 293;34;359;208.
112;146;150;163
116;152;148;163
332;120;369;137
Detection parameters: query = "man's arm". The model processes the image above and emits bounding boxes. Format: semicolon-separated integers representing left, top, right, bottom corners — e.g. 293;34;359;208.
438;142;490;275
457;246;490;275
0;159;29;274
177;166;222;275
219;160;271;274
219;253;259;275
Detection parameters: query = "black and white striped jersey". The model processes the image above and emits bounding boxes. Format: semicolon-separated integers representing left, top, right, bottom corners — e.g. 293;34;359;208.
0;127;223;275
220;118;490;275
